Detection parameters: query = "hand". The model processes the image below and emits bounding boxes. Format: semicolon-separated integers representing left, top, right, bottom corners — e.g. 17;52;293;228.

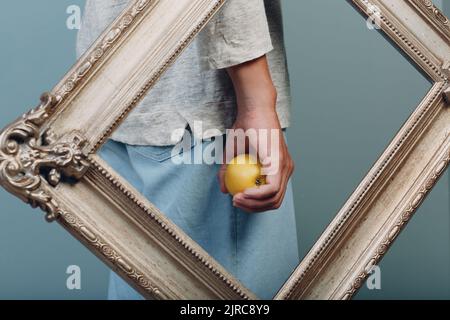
217;84;295;213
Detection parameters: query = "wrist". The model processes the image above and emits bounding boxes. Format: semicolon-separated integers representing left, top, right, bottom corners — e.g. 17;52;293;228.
236;85;278;116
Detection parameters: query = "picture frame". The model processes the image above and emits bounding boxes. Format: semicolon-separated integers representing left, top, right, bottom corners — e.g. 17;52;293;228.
0;0;448;299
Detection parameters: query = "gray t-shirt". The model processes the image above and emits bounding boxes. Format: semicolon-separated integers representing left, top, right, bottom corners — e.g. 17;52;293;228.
77;0;291;146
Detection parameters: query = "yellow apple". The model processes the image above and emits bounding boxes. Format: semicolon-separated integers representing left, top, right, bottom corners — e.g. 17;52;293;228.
224;154;266;196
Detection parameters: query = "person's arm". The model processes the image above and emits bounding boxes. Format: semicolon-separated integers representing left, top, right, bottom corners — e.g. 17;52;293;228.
218;55;295;213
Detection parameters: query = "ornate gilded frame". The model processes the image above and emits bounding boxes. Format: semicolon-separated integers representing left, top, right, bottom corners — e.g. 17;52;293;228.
0;0;448;299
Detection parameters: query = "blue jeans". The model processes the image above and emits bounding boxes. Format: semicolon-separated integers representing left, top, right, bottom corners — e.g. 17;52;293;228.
98;134;299;300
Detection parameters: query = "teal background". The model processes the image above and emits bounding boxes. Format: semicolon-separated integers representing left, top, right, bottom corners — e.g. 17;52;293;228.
0;0;448;299
283;0;450;299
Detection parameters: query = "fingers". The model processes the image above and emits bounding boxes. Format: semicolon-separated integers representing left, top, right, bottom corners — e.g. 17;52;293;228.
234;154;295;213
242;175;280;200
234;172;286;212
233;192;283;213
242;152;293;201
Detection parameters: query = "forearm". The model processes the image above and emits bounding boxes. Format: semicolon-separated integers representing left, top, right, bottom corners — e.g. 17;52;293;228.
220;55;294;212
226;55;278;118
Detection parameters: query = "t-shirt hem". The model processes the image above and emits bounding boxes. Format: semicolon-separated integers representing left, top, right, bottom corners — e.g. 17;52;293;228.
205;43;274;70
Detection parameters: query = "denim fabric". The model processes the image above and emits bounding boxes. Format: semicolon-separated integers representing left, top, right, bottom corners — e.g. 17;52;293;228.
98;136;299;300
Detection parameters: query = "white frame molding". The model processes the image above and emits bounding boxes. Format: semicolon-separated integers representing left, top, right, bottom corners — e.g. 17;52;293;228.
0;0;448;300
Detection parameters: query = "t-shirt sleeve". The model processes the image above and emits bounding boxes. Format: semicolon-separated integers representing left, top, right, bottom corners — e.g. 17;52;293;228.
199;0;273;70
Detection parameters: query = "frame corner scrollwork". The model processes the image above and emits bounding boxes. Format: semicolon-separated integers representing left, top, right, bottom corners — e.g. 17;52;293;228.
0;93;90;222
